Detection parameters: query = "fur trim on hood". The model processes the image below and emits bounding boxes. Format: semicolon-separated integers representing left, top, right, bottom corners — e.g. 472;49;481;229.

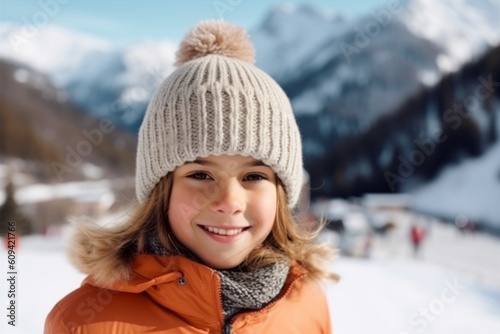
67;217;135;288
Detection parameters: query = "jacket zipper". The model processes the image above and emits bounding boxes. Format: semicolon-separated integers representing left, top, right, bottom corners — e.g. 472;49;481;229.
220;292;231;334
216;276;232;334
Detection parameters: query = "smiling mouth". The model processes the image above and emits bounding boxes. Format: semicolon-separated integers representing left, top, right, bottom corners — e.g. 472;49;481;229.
200;225;250;236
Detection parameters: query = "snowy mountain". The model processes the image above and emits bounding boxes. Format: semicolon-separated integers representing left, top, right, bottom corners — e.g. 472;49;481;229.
275;0;500;158
0;59;137;182
251;4;349;82
1;1;498;135
61;41;176;129
305;44;499;199
411;139;500;231
0;23;110;84
0;23;176;130
401;0;500;72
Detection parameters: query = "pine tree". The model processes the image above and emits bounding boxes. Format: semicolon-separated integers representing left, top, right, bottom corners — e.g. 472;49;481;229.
0;181;33;236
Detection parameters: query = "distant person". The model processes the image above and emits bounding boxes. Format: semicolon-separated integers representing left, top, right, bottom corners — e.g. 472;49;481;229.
410;224;426;257
363;232;373;259
44;21;337;333
464;220;476;234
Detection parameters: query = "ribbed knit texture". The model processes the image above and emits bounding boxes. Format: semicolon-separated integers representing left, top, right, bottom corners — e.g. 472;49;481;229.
136;25;303;207
218;261;289;321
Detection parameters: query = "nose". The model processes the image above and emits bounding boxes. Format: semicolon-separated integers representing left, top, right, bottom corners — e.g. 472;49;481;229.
210;179;245;215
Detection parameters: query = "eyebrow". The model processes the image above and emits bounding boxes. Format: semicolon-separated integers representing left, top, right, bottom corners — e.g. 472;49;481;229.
186;159;268;168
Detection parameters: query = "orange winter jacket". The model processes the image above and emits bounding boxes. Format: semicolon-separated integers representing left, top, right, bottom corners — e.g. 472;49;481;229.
44;255;332;333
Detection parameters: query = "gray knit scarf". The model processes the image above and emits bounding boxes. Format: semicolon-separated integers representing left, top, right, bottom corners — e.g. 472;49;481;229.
146;234;289;320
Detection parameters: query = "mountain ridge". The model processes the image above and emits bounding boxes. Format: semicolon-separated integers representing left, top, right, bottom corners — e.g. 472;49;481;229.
0;60;136;183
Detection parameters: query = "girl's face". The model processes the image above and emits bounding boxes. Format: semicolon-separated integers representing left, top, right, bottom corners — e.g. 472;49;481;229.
168;154;277;269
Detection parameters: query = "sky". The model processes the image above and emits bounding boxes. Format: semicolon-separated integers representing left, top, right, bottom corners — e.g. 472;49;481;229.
0;0;391;45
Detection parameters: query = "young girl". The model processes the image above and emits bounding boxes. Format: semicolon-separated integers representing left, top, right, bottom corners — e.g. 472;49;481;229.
45;20;338;334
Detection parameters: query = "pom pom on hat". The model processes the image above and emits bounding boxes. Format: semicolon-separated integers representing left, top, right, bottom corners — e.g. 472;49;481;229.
175;20;255;66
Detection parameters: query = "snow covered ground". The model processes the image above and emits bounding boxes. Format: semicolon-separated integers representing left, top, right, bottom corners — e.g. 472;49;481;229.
1;215;500;334
328;257;500;334
328;209;500;334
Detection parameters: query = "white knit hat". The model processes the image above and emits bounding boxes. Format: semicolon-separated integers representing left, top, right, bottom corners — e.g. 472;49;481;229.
136;21;303;207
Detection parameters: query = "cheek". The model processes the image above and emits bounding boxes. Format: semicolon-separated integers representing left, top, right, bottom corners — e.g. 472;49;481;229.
168;187;201;227
252;189;277;229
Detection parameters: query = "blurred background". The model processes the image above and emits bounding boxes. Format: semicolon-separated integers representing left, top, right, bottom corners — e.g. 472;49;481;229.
0;0;499;333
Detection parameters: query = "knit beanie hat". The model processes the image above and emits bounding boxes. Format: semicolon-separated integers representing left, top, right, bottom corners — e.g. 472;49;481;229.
135;21;303;207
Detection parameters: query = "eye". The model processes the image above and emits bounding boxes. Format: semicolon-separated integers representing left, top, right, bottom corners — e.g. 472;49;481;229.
188;172;212;180
243;173;266;182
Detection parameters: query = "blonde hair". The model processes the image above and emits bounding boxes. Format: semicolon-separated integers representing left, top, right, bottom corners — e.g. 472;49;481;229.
69;173;339;286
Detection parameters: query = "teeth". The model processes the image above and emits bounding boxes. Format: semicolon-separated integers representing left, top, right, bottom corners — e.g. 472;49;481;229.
205;226;243;236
